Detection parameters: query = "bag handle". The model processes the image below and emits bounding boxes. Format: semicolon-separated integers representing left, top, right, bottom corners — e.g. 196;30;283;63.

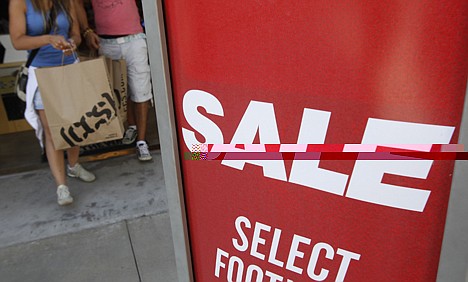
61;50;78;65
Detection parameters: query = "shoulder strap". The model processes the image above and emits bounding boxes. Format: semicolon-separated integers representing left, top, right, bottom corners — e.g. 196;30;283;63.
25;48;39;67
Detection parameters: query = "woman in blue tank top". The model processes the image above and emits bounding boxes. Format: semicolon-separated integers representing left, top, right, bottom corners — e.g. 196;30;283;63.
9;0;96;206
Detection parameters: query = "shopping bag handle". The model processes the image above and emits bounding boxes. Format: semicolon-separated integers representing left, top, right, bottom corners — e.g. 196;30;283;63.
61;50;79;65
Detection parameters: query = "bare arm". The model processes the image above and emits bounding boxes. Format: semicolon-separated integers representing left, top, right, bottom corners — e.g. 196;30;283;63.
69;0;82;47
9;0;70;51
75;0;89;32
75;0;100;50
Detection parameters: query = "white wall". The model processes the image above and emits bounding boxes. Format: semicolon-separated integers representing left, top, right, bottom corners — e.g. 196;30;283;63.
0;34;27;63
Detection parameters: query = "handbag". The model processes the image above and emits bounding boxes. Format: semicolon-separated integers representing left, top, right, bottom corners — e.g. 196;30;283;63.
14;48;40;102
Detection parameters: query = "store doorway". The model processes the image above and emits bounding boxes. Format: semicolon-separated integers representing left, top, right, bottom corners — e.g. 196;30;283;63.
0;0;160;176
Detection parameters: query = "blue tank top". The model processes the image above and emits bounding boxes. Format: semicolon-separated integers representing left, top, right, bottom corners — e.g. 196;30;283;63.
26;0;75;67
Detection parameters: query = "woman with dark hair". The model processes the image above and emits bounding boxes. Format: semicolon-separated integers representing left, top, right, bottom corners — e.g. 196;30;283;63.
9;0;96;206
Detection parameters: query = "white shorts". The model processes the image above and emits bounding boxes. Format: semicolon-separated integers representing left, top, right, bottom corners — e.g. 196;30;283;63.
99;33;152;103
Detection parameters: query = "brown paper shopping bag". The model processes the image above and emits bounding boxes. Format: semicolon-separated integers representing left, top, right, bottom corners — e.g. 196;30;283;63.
35;57;124;150
104;58;128;123
111;59;128;123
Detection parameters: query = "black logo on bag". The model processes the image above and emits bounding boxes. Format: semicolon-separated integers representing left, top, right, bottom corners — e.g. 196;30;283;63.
60;93;118;147
113;70;127;113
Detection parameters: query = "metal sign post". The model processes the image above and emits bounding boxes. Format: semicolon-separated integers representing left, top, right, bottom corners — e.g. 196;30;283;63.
141;0;193;281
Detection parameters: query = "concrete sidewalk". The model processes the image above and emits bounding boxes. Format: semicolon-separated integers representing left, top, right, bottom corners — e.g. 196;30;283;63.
0;214;177;282
0;152;178;282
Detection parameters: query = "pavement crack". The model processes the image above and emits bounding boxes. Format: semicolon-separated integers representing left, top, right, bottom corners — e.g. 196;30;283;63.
125;220;142;282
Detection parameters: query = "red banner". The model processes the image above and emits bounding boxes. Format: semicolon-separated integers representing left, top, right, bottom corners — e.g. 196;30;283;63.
164;1;467;281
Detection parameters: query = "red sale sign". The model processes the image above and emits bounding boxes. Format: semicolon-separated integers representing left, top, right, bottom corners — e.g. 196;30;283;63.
163;1;467;281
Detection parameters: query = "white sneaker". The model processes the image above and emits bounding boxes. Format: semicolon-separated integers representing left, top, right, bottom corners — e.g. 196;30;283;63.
122;127;137;144
67;163;96;182
57;185;73;206
137;142;152;161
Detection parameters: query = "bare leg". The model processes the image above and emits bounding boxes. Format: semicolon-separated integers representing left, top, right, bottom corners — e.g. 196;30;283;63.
135;100;150;142
127;99;136;127
66;146;80;167
38;110;66;186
